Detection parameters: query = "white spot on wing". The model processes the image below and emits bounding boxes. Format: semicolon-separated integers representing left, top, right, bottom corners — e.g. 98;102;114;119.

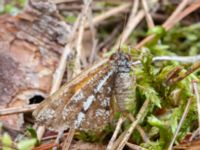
95;109;110;120
74;112;85;128
72;91;84;102
37;108;55;121
101;97;110;107
62;106;72;120
83;95;95;111
94;70;113;93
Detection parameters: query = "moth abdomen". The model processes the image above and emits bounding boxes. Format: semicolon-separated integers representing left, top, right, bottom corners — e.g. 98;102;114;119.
114;72;134;112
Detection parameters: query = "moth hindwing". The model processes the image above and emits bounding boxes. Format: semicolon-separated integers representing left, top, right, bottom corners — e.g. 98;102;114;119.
33;52;134;131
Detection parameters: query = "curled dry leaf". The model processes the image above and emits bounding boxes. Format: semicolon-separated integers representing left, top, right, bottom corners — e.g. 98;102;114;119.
0;0;71;130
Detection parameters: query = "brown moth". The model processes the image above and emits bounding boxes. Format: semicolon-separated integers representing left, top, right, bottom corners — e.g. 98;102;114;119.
33;52;135;131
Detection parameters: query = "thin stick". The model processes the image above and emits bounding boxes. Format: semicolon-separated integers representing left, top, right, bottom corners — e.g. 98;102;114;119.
168;97;192;150
83;0;97;63
141;0;155;28
128;114;149;142
135;0;200;49
192;81;200;128
167;61;200;85
89;3;131;27
0;104;38;115
189;127;200;141
62;128;75;150
126;142;148;150
119;0;139;44
106;116;125;150
163;0;190;28
112;131;127;150
116;99;150;150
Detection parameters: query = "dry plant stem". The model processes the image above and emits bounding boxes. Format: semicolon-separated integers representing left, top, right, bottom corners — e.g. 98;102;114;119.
163;0;190;28
52;130;64;150
135;0;200;49
168;61;200;85
126;142;148;150
89;3;131;27
168;97;192;150
82;0;97;63
113;0;140;49
141;0;155;28
62;128;75;150
128;114;149;142
75;17;85;75
192;81;200;128
0;104;38;115
189;127;200;141
112;131;127;150
120;0;139;44
166;0;200;30
106;116;125;150
113;10;145;49
116;99;150;150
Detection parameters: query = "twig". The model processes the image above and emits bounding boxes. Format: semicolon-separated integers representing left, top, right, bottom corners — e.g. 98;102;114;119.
118;0;139;45
82;0;97;64
113;0;144;50
62;128;75;150
141;0;155;28
113;10;145;49
0;104;38;115
167;61;200;85
131;55;200;66
106;116;125;150
168;97;192;150
126;142;148;150
53;130;64;150
75;15;85;75
163;0;190;29
116;99;150;150
189;127;200;141
128;114;149;142
97;24;121;52
88;3;132;27
112;131;127;150
135;0;200;49
192;81;200;127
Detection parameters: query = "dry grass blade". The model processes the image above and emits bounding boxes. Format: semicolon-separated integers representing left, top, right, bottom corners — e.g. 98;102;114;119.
192;81;200;128
135;0;200;49
89;3;131;27
168;97;192;150
128;114;149;142
167;61;200;85
163;0;190;28
141;0;155;28
106;116;125;150
116;99;150;150
62;128;75;150
114;0;139;49
126;142;148;150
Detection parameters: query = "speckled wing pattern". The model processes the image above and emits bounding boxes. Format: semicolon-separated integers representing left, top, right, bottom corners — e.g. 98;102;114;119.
33;58;116;131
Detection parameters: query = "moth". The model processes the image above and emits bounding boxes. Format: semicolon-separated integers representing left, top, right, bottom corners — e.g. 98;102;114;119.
33;52;135;131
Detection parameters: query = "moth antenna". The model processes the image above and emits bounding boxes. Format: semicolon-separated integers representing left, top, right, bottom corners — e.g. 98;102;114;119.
118;14;128;52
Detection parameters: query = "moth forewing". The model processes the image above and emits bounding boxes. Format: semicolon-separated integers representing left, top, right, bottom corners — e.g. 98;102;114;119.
33;58;116;131
33;52;135;131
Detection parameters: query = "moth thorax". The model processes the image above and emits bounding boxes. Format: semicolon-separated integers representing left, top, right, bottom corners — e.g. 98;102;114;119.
114;72;133;112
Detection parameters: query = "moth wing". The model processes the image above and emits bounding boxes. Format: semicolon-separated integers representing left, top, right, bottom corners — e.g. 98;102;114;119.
33;58;115;131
